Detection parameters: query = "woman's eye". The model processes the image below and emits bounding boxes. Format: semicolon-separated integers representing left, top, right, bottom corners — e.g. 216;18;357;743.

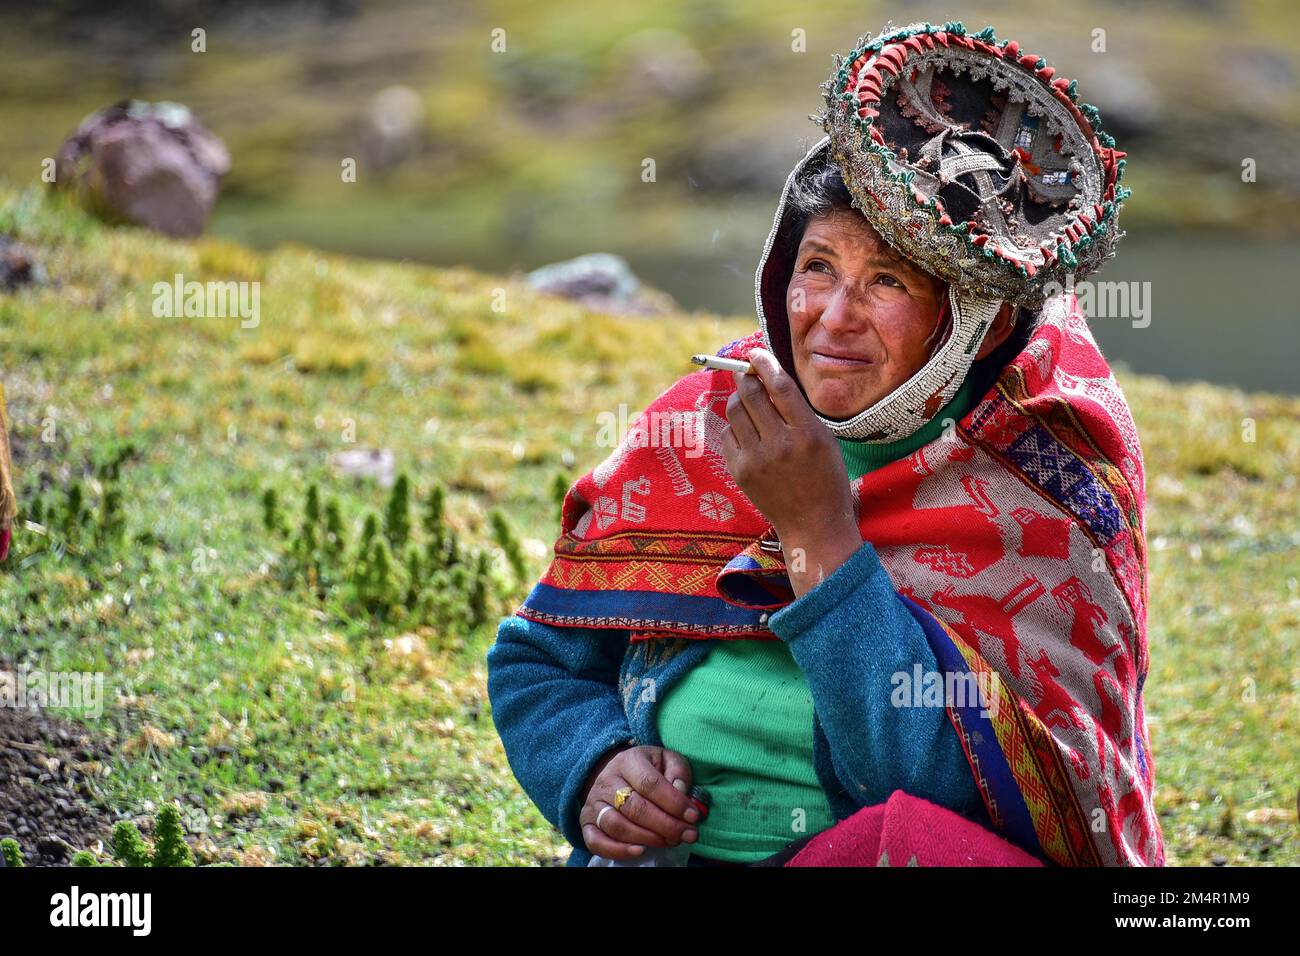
805;258;830;273
877;274;905;288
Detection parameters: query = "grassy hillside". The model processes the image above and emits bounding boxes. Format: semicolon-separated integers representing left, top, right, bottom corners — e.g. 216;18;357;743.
0;183;1296;865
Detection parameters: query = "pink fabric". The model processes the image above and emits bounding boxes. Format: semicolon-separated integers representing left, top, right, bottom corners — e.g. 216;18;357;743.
0;525;9;562
785;790;1046;867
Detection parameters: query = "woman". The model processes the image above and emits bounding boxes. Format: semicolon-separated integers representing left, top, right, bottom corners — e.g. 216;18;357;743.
488;21;1164;867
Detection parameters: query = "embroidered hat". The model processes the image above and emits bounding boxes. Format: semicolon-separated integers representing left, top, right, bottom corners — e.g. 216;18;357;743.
756;20;1130;442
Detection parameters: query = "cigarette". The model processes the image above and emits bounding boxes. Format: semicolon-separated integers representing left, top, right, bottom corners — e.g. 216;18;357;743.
691;354;754;374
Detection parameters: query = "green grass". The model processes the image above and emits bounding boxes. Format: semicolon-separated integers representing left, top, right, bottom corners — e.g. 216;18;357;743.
1;183;1296;866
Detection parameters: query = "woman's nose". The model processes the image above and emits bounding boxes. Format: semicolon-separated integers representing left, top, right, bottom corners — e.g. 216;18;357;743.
816;284;868;335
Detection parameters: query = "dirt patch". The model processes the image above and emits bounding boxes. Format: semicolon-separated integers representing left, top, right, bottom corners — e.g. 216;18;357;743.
0;691;117;866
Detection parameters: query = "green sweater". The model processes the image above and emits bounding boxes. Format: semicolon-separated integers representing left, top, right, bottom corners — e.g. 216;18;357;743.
656;377;978;862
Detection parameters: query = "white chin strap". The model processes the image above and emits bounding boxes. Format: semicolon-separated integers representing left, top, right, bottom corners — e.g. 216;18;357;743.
816;286;1002;443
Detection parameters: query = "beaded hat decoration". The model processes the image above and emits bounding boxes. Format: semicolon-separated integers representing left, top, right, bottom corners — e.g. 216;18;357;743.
819;21;1129;305
755;21;1130;443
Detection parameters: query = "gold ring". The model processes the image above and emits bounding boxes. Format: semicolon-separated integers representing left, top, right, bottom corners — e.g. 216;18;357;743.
614;786;634;810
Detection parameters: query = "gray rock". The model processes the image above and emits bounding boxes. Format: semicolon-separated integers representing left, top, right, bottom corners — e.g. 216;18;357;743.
613;29;710;102
53;100;231;238
328;447;396;488
526;253;675;315
529;252;638;299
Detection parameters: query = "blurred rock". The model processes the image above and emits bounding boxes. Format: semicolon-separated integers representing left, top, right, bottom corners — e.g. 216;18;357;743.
328;447;395;488
614;29;710;102
0;236;45;292
527;252;676;315
360;85;427;173
53;100;230;238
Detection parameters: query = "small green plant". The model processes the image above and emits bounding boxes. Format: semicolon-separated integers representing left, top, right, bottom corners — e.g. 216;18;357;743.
422;482;445;537
152;804;195;867
1;836;23;867
91;444;132;547
384;472;411;549
96;484;125;547
261;477;519;634
324;497;347;553
357;510;379;558
3;804;198;868
288;490;324;589
467;550;491;628
111;819;153;867
7;442;138;564
261;487;284;535
357;531;398;614
0;798;202;868
304;483;322;526
109;803;194;867
489;508;528;585
403;545;422;610
423;482;455;570
61;481;92;546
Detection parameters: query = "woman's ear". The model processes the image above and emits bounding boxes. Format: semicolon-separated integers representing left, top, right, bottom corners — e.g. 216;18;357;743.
973;301;1016;360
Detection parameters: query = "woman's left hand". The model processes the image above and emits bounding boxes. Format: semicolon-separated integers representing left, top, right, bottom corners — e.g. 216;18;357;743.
720;348;864;597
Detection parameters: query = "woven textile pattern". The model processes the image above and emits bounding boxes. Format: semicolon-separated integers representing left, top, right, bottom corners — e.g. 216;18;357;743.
518;291;1162;866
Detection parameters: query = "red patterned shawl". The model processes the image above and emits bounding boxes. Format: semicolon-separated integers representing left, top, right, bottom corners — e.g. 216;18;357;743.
518;292;1164;866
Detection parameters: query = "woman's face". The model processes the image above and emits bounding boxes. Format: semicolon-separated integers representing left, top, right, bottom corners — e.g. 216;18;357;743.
785;209;948;420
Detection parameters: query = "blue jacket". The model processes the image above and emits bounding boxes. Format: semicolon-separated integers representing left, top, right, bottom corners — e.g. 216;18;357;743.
487;538;990;867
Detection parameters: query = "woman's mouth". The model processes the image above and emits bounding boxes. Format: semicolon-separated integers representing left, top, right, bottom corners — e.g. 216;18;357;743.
810;350;873;368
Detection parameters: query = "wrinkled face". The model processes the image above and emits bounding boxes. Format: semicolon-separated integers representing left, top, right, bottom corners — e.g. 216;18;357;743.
786;209;948;420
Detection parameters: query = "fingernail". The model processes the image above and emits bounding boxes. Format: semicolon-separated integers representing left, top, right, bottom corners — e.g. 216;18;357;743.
672;778;688;793
684;807;699;822
630;845;644;854
683;829;698;842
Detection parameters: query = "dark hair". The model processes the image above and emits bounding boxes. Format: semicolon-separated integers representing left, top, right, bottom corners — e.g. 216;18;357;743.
783;161;934;290
783;161;857;261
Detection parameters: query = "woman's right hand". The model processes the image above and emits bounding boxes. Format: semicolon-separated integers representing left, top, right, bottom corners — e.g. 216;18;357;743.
578;745;700;861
